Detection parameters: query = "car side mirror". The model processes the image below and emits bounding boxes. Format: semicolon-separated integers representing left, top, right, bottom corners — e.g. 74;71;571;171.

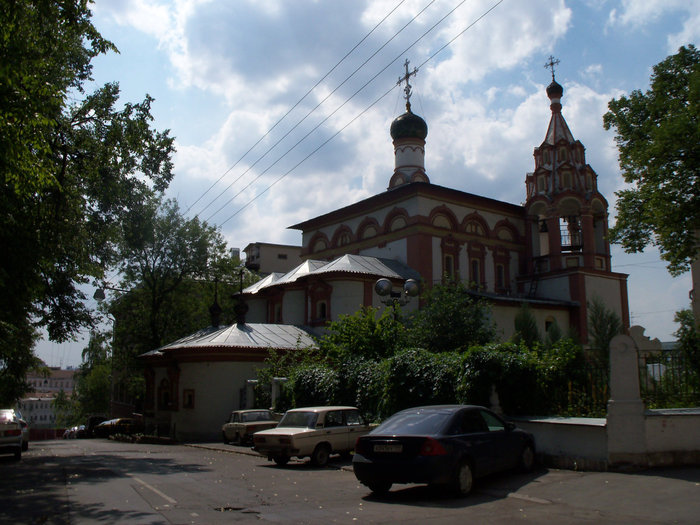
506;421;516;432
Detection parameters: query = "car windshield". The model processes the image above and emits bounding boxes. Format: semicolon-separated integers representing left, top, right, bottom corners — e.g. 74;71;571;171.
241;411;272;423
373;409;453;435
279;411;318;428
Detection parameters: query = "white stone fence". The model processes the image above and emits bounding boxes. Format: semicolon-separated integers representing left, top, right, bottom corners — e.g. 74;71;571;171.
513;326;700;470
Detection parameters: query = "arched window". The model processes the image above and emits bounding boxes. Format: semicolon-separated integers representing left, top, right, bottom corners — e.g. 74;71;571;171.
444;254;454;280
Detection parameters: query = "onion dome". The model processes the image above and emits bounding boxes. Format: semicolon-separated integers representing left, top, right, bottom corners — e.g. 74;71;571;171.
390;110;428;140
546;79;563;101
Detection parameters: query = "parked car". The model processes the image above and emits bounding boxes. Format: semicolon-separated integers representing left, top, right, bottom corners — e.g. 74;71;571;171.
94;417;143;438
0;409;23;460
222;409;279;445
85;415;108;438
253;406;371;466
352;405;535;496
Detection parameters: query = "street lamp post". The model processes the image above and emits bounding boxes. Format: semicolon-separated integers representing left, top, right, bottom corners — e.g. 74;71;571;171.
374;278;419;317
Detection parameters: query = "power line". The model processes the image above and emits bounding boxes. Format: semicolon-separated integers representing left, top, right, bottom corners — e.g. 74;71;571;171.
184;0;411;218
198;0;439;222
216;0;505;228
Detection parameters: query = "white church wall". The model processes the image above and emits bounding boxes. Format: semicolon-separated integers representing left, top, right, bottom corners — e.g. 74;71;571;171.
492;304;570;341
359;238;408;262
282;289;306;325
585;274;625;320
245;297;267;323
536;275;572;302
171;361;262;442
330;281;366;318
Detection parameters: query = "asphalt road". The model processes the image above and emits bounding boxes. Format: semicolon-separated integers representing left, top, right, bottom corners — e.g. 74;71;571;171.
1;439;699;524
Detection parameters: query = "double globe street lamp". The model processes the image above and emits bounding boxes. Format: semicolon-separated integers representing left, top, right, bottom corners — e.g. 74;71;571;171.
374;278;420;314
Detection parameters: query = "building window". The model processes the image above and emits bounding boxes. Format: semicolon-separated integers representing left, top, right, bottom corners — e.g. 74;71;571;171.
317;301;327;321
183;389;195;409
471;259;480;288
277;253;287;260
444;254;454;280
496;264;505;291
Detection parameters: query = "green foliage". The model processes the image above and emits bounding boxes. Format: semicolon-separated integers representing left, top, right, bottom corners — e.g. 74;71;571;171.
407;281;496;352
318;306;407;360
71;332;112;423
381;348;462;417
603;45;700;275
587;296;622;367
674;309;700;376
0;1;175;403
289;365;339;407
512;303;541;347
52;390;74;429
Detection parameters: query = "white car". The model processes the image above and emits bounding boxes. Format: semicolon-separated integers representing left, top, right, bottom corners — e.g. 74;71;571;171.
252;406;371;466
221;409;280;445
0;409;23;460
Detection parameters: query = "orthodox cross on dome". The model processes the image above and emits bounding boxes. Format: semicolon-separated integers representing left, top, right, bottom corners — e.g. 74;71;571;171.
397;58;418;112
544;55;560;81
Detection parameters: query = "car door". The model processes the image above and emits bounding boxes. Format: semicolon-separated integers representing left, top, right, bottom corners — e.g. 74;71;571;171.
343;409;367;452
321;410;348;452
451;408;495;476
478;409;517;472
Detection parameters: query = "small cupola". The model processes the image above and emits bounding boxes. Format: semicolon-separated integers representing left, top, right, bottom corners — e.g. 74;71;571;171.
388;59;430;189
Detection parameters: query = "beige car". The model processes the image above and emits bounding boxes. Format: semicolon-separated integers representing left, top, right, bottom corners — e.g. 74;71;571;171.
252;406;371;466
221;409;280;445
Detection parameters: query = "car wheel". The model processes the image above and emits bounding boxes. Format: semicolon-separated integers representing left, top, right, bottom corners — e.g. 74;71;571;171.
22;441;28;452
452;460;473;496
273;455;289;466
14;448;21;460
310;443;330;467
222;431;228;444
519;443;535;472
367;482;392;495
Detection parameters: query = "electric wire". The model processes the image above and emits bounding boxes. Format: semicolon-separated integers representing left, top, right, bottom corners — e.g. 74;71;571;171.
184;0;410;217
203;0;440;223
215;0;504;227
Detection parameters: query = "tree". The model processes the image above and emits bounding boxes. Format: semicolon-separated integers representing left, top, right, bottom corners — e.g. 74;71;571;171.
512;303;541;348
0;1;175;404
673;309;700;379
407;281;496;352
318;306;407;361
106;197;246;411
587;296;622;367
603;45;700;276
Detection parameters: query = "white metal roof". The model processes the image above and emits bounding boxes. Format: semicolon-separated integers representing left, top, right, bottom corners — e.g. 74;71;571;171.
141;323;317;357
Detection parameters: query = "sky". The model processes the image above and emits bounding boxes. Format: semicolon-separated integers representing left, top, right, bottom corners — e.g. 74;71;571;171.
36;0;700;368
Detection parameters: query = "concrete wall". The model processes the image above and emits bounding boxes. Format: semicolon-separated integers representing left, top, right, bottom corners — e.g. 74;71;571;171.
512;417;608;471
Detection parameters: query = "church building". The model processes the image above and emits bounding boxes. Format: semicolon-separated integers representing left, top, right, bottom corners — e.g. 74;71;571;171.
242;63;630;342
140;61;630;440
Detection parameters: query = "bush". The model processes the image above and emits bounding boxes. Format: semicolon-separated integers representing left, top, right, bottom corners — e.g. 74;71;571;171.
381;348;462;417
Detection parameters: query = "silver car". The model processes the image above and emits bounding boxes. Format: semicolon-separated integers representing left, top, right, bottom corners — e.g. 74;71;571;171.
0;409;23;460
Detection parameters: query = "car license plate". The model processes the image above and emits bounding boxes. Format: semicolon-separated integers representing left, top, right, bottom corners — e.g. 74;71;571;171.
374;443;402;453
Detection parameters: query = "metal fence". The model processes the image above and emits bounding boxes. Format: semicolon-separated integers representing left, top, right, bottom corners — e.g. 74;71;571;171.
639;350;700;408
566;366;609;417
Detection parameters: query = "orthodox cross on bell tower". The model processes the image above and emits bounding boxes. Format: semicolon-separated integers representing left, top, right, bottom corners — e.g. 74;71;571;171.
544;55;560;81
397;58;418;112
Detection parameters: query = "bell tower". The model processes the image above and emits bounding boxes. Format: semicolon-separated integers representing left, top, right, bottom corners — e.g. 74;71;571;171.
524;57;611;276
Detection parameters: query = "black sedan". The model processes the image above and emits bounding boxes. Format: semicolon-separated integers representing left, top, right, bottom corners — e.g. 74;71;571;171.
352;405;535;496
